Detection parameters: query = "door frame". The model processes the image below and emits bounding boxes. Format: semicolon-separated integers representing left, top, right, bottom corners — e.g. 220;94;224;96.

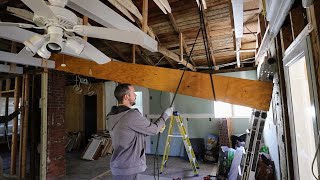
283;35;320;179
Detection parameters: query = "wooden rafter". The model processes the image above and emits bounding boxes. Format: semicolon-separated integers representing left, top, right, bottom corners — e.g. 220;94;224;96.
107;0;135;22
168;13;196;66
115;0;143;21
52;54;272;111
202;9;217;66
101;41;130;62
158;46;196;71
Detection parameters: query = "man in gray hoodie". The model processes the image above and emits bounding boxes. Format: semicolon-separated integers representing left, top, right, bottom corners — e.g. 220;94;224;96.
107;83;173;180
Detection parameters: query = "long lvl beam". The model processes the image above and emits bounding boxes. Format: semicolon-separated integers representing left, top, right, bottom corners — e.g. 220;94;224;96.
52;55;272;110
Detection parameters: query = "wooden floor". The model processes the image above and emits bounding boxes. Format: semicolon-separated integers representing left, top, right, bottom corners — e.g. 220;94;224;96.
63;152;217;180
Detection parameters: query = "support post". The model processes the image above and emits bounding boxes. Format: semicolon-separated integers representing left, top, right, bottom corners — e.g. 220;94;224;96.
40;69;48;180
21;74;29;178
10;77;20;175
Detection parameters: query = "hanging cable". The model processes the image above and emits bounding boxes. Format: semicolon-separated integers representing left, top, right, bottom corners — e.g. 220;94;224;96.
153;27;201;180
198;0;216;101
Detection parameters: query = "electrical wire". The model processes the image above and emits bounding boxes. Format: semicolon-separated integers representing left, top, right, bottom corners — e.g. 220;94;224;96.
153;27;202;180
198;0;216;101
312;132;320;180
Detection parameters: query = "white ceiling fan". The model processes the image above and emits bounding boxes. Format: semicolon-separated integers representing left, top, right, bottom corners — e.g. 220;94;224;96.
0;0;158;64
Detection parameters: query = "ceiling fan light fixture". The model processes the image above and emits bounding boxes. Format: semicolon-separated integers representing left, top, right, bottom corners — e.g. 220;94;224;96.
46;26;63;53
37;43;51;59
24;35;45;54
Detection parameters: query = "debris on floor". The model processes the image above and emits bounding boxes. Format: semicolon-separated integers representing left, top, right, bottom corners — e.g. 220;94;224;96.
81;131;113;160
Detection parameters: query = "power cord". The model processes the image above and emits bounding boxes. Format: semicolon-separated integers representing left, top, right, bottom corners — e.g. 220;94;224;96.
312;132;320;180
153;27;201;180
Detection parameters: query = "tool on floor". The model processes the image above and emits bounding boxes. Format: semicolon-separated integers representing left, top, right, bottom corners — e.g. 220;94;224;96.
238;110;267;180
160;111;199;176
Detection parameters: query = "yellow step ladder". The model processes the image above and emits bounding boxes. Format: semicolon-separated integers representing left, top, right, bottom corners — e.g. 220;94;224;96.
160;111;199;176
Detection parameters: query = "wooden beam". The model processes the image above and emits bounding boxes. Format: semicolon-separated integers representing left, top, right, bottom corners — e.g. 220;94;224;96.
40;70;48;180
0;64;23;74
202;9;217;66
135;46;155;65
10;76;20;175
180;33;183;62
290;4;305;39
52;54;273;110
107;0;135;22
83;16;88;41
158;46;196;71
101;41;130;62
132;45;136;64
115;0;142;21
0;51;55;69
20;74;29;178
168;13;196;66
153;0;167;14
142;0;148;33
259;13;266;39
280;16;293;56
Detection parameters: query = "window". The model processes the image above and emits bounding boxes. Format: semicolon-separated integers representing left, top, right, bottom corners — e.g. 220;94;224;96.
214;101;252;118
132;91;143;115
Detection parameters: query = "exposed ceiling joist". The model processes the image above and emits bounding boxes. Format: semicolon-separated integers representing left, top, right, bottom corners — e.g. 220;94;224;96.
52;54;272;111
158;46;196;71
0;64;23;74
114;0;142;21
107;0;135;22
0;51;55;68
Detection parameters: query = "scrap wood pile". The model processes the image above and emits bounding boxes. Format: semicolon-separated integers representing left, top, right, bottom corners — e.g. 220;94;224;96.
81;131;113;160
66;132;82;152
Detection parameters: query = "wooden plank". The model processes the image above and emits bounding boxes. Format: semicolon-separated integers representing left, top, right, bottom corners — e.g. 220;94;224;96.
10;77;19;175
0;64;23;74
142;0;148;32
290;4;305;39
259;13;266;39
115;0;142;21
168;13;196;66
40;70;48;180
101;41;130;62
52;54;273;110
203;9;217;66
132;45;136;64
180;32;183;62
21;74;29;178
107;0;135;22
83;16;88;41
153;0;167;14
280;16;293;56
159;0;171;13
0;51;55;69
158;46;196;71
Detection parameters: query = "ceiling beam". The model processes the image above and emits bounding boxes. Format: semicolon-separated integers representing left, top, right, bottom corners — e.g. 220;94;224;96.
52;54;272;111
107;0;135;22
168;13;196;66
115;0;143;21
202;9;217;66
158;46;196;71
0;51;55;69
0;64;23;74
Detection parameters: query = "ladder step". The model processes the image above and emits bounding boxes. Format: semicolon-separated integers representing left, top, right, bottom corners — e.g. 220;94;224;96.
168;135;183;137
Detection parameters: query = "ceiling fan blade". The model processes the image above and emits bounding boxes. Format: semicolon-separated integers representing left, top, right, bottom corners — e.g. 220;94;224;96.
21;0;57;21
81;41;111;64
0;22;36;28
61;38;111;64
73;25;158;52
16;46;36;58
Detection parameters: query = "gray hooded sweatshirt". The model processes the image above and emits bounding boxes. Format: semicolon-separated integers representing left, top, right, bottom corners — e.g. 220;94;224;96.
107;105;168;175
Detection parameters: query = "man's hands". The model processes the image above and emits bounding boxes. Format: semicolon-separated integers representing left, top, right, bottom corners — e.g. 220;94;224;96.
164;107;173;117
160;125;166;133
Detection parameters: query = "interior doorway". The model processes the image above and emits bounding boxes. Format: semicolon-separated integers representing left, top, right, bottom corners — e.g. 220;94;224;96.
84;95;97;144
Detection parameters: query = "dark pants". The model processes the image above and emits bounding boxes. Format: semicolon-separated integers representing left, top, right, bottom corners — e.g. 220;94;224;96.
112;174;137;180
